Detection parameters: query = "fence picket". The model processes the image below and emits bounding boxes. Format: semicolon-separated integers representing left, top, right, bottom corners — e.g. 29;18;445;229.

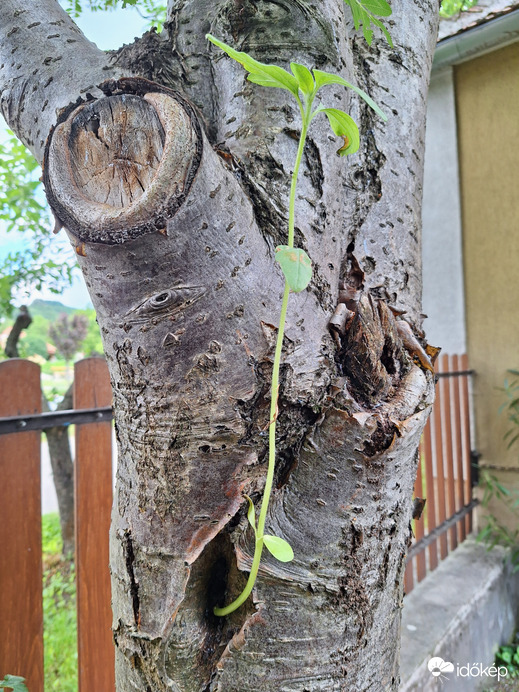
414;451;427;582
74;358;115;692
0;360;44;692
422;413;438;570
433;357;449;559
460;354;474;534
451;354;467;541
441;355;458;550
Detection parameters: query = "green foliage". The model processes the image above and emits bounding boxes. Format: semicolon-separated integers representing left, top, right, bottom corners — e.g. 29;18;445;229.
17;314;52;360
501;370;519;451
62;0;167;30
0;676;28;692
42;514;78;692
42;512;64;556
343;0;393;47
208;35;385;617
43;567;78;691
440;0;480;18
77;308;104;356
0;135;75;317
477;471;519;569
482;632;519;689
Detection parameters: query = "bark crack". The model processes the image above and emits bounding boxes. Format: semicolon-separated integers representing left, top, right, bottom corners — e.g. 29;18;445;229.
123;530;140;627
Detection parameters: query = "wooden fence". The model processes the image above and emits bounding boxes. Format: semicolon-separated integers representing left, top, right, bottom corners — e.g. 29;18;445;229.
404;353;477;593
0;354;476;688
0;358;114;692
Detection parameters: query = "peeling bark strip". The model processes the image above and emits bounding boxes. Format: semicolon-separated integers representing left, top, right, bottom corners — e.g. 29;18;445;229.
43;78;202;244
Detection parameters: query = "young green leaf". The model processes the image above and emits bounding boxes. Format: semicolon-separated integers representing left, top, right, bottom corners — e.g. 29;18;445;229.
245;494;257;534
275;246;312;293
312;69;387;121
290;62;315;96
317;108;360;155
206;34;299;97
263;535;294;562
0;675;29;692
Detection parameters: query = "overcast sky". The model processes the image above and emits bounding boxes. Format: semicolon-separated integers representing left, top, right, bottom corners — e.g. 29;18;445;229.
0;3;149;309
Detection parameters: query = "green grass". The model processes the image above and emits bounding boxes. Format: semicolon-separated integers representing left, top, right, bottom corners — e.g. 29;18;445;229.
42;513;78;692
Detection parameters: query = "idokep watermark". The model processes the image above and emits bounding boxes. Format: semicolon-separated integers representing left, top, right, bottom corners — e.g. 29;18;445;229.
427;657;508;684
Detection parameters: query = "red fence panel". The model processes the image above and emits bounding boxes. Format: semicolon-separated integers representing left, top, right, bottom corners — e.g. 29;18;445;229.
404;354;475;595
74;358;115;692
0;360;44;691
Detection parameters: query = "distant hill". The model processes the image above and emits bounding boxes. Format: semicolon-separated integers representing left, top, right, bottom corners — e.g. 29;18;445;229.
28;299;77;322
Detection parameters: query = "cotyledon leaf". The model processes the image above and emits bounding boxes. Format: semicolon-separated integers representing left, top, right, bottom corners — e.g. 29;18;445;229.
275;246;312;293
263;535;294;562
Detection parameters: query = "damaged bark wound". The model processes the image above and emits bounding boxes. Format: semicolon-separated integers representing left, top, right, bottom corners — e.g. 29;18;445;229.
43;78;202;244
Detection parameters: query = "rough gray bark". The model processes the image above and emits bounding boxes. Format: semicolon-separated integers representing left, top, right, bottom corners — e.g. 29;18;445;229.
42;385;75;556
0;1;440;690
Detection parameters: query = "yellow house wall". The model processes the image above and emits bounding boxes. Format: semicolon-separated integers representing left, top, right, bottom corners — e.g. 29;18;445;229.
455;42;519;527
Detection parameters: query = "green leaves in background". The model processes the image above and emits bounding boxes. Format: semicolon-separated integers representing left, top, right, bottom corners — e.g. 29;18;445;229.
61;0;167;31
263;535;294;562
440;0;480;18
0;133;75;317
343;0;393;47
0;676;29;692
275;246;312;293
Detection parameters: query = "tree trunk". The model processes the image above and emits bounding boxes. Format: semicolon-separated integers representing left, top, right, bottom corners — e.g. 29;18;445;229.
42;384;75;556
0;1;439;689
4;305;32;357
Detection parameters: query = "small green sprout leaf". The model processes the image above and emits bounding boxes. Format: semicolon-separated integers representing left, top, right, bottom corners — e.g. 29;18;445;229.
245;494;256;535
0;675;29;692
275;246;312;293
312;69;387;121
318;108;360;155
263;535;294;562
290;62;315;95
206;34;299;97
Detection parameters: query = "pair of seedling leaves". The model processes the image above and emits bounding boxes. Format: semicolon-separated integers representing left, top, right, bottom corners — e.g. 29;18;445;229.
206;35;386;580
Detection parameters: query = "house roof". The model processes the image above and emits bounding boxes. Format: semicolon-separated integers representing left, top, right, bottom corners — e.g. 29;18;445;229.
439;1;519;41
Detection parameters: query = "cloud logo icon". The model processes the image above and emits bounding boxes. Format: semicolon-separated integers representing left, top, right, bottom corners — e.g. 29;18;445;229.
428;657;455;678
